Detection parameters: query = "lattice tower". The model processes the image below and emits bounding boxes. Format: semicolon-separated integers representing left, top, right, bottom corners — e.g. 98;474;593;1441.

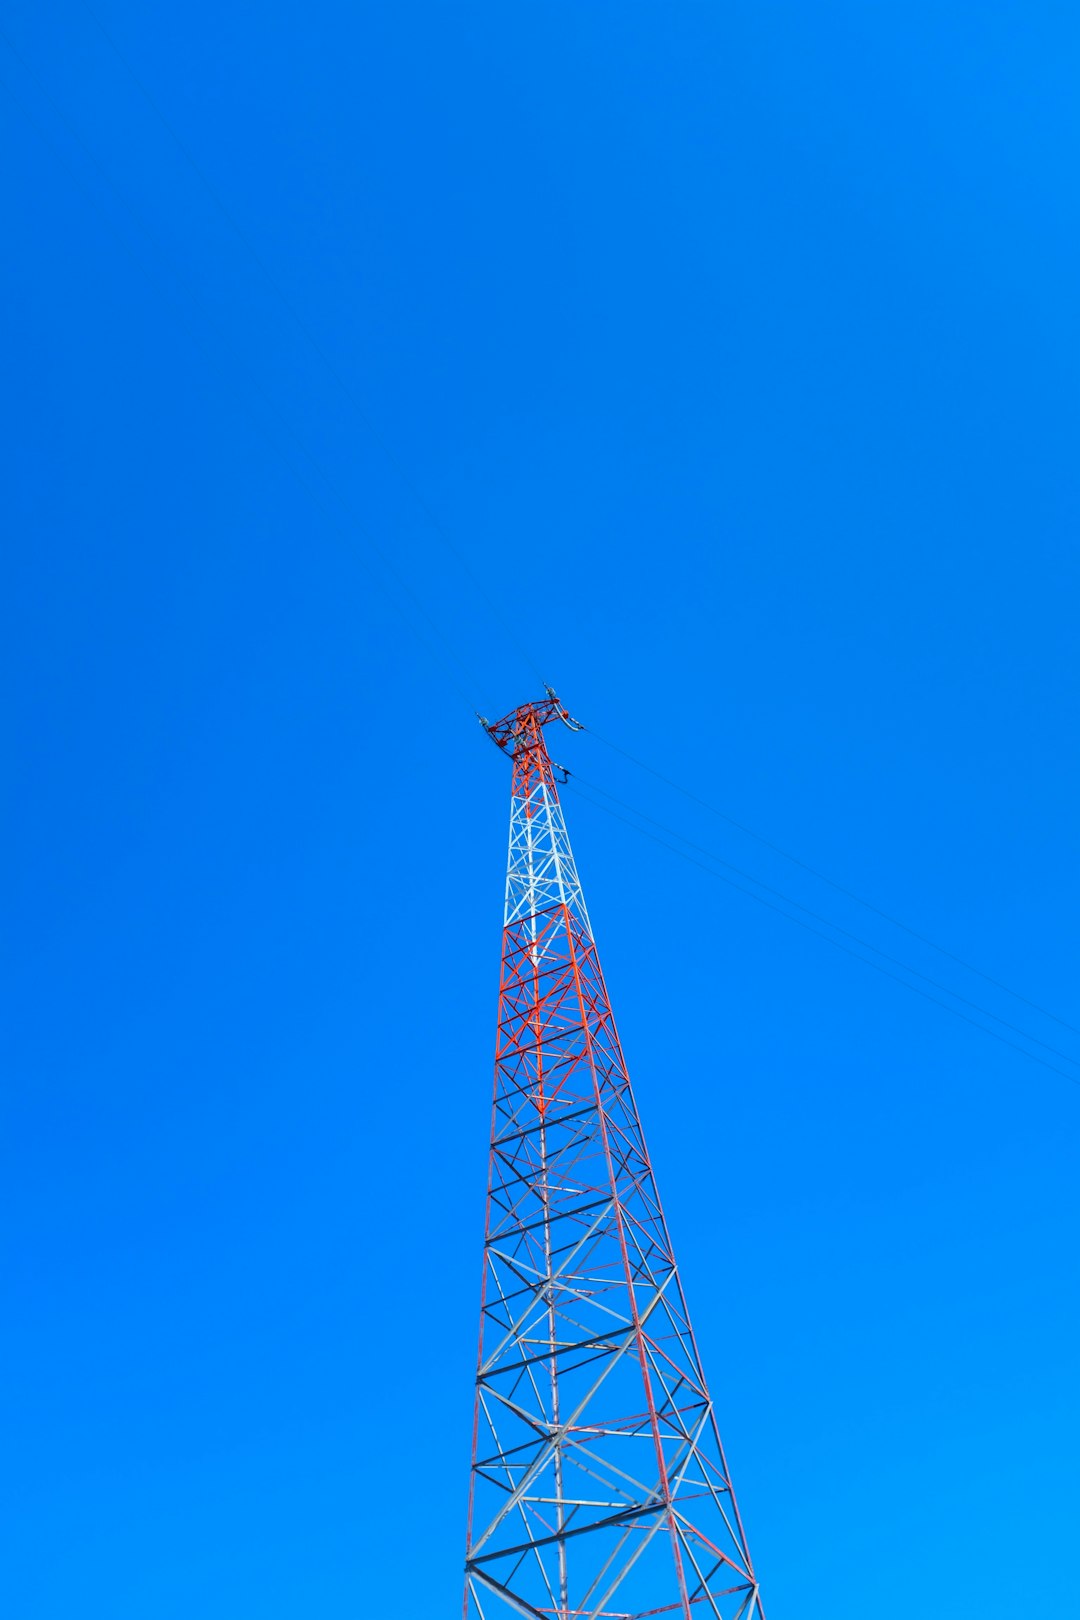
463;694;766;1620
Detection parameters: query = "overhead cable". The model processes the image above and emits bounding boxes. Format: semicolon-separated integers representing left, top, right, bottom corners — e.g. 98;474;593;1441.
587;726;1080;1038
563;775;1080;1092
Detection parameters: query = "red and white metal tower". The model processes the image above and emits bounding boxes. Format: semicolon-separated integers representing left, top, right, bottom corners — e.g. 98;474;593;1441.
463;694;765;1620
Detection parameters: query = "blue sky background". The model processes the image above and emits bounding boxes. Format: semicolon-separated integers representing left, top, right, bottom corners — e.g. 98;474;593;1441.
3;4;1079;1615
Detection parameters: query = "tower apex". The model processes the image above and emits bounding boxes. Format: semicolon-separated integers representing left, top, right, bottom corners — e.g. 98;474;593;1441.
478;688;584;754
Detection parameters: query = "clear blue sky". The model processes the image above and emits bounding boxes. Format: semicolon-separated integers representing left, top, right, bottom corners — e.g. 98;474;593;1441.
3;4;1078;1616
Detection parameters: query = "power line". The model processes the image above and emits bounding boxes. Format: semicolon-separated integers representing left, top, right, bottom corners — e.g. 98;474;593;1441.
565;767;1079;1069
562;777;1080;1092
80;1;548;692
11;21;1074;1090
587;726;1080;1038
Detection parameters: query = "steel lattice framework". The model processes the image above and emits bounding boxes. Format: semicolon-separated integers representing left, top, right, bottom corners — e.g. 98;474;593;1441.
463;695;765;1620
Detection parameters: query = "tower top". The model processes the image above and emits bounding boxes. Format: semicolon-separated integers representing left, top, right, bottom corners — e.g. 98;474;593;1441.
477;686;583;755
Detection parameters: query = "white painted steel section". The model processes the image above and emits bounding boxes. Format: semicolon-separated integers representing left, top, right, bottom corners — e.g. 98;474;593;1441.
504;771;592;936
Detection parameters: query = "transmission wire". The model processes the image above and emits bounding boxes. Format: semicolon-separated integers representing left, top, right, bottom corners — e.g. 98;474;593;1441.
563;769;1080;1071
586;726;1080;1038
10;21;1072;1073
562;779;1080;1092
